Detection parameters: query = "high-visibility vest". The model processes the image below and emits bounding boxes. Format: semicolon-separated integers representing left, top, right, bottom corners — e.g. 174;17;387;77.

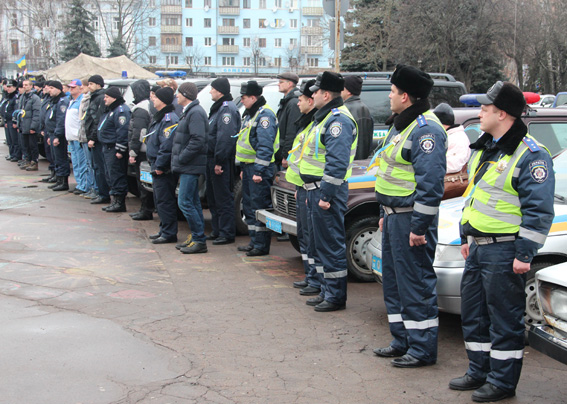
235;105;279;163
285;121;314;186
298;106;358;180
375;111;444;196
461;134;549;234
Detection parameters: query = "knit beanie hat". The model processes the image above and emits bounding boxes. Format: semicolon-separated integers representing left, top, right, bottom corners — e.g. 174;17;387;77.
105;86;122;100
155;87;175;105
178;82;198;101
88;74;105;87
211;77;230;96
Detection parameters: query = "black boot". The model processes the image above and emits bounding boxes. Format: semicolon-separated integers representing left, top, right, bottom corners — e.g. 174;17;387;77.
52;176;69;191
102;196;116;211
48;176;63;189
41;169;55;183
105;195;127;212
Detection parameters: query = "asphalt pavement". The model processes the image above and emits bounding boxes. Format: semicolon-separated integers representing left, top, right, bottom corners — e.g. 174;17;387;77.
1;129;566;404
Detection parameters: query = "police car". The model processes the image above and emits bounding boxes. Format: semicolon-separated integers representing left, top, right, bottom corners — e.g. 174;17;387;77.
367;135;567;326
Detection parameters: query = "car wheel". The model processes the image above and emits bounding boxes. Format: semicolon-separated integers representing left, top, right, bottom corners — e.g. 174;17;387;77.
233;178;248;236
525;261;556;328
289;234;300;252
345;216;379;282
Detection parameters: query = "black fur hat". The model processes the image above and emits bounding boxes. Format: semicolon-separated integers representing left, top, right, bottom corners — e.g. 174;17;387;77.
476;81;526;118
390;64;433;99
309;71;344;93
240;80;262;96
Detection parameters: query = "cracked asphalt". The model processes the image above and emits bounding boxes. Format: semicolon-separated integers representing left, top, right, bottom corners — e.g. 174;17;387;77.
1;132;566;404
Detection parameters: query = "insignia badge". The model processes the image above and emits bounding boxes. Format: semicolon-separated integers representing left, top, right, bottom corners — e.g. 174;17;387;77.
419;134;435;153
60;105;67;113
259;117;270;129
495;160;508;173
530;159;548;183
329;122;342;137
392;134;402;145
118;116;126;126
222;113;231;124
163;129;171;139
110;112;114;117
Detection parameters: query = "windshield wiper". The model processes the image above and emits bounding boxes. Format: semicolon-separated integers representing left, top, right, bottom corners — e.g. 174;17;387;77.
554;193;566;203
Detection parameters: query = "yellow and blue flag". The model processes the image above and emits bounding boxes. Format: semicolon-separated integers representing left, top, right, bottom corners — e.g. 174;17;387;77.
15;55;26;69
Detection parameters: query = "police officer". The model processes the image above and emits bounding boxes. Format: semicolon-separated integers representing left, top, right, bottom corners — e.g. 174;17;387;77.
449;82;555;402
39;82;56;183
286;79;321;296
298;71;358;312
205;78;241;244
236;81;279;256
146;87;179;244
2;79;21;162
373;65;447;367
97;86;131;212
45;81;71;190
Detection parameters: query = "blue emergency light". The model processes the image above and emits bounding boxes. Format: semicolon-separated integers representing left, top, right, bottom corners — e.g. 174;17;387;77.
459;94;483;107
155;70;187;78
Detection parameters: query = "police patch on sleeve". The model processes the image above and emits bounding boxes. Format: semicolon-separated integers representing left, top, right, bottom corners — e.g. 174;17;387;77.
60;105;67;113
222;113;232;125
329;122;342;138
118;116;127;126
259;117;270;129
419;134;435;154
530;159;549;183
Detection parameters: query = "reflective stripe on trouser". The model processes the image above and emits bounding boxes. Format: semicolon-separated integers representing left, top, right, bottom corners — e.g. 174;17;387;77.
102;143;128;196
461;242;526;392
206;160;235;239
49;134;70;176
241;163;274;252
296;186;320;288
305;185;348;305
382;210;439;363
152;172;178;240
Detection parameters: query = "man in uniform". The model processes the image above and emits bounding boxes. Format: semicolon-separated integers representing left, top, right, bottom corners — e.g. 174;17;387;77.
39;82;56;183
285;79;321;296
146;87;179;244
19;79;41;171
236;80;279;256
45;81;71;190
449;82;555;402
205;77;241;245
373;65;447;367
2;79;20;162
97;86;131;212
298;71;358;312
342;75;374;159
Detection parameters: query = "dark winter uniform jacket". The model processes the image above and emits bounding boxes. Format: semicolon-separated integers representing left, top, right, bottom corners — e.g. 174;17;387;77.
97;98;131;153
275;89;301;162
146;104;179;172
171;99;209;175
44;93;69;141
2;91;17;124
39;95;51;133
344;95;374;159
19;91;41;134
128;80;152;158
207;95;241;166
85;88;105;143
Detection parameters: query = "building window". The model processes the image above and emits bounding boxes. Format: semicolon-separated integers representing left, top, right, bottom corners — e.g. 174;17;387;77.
113;17;120;30
307;19;320;27
222;56;235;66
275;0;282;7
149;0;156;7
204;18;211;27
243;37;251;47
302;35;321;46
274;19;283;27
186;56;193;65
149;36;157;46
93;20;99;30
243;57;251;66
259;19;266;28
185;37;193;46
243;0;251;8
259;57;266;66
163;16;180;26
185;0;192;7
222;18;235;26
222;37;235;45
308;57;319;67
10;40;19;55
274;57;282;67
162;35;180;45
243;19;251;28
258;38;266;47
186;18;193;27
290;19;297;28
204;0;212;7
166;56;179;65
259;0;266;8
10;13;17;27
289;38;297;47
149;55;157;64
274;38;282;47
204;37;212;46
204;56;212;66
148;17;156;26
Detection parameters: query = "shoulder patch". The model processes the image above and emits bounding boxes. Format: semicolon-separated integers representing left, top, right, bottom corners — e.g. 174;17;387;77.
331;108;341;116
222;101;228;107
329;122;342;137
222;113;232;124
60;105;67;113
259;116;270;129
118;115;127;126
523;136;541;152
165;113;171;122
119;105;124;112
529;159;549;183
419;133;435;153
417;115;428;128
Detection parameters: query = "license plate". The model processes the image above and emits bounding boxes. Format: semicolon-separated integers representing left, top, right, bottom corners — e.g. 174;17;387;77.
371;255;382;276
266;217;282;233
140;170;153;184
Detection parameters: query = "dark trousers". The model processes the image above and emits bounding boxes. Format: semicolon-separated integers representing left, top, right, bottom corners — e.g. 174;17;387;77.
461;241;526;393
92;142;110;198
50;136;70;177
241;163;274;252
102;144;128;197
296;186;320;289
134;154;154;214
5;123;21;159
44;133;54;170
382;210;439;364
22;133;39;162
205;160;235;239
18;130;28;161
152;172;178;240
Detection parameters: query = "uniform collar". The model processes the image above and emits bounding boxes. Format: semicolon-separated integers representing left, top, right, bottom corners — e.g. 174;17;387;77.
470;118;527;156
390;98;430;132
313;96;343;123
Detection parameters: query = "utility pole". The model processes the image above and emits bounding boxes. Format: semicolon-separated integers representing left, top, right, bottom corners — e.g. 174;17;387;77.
335;0;340;72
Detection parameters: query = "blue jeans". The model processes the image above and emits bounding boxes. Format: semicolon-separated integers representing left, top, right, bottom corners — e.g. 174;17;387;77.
69;140;88;191
178;174;206;244
81;142;97;192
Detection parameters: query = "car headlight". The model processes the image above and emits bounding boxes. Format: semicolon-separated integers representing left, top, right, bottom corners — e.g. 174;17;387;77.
538;281;567;322
434;244;465;267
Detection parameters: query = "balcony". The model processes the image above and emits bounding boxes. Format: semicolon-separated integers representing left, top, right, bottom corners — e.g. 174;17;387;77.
301;46;323;55
161;25;182;34
218;25;239;34
161;5;182;14
302;7;323;16
301;26;322;35
219;6;240;15
161;44;182;53
217;44;239;53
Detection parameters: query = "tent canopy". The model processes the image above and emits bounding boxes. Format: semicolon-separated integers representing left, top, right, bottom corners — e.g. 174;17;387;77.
39;53;157;82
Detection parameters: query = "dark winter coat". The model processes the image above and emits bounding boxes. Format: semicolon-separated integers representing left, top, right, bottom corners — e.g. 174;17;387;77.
19;91;41;134
146;104;179;172
44;93;69;141
344;95;374;159
275;89;301;162
97;98;131;151
171;99;209;175
207;95;240;165
85;88;105;143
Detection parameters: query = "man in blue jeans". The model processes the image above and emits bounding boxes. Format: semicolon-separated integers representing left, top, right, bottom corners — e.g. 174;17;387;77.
171;82;210;254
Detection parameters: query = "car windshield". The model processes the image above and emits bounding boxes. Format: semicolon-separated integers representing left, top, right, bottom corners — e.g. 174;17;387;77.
554;150;567;199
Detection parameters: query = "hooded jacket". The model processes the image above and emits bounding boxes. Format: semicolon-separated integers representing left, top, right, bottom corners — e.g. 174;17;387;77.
128;80;152;157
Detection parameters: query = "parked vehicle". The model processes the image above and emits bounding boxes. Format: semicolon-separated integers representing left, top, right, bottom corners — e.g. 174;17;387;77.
552;92;567;108
530;94;555;108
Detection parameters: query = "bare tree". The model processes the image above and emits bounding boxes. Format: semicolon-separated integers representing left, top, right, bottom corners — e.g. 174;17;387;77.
184;45;205;74
284;46;301;73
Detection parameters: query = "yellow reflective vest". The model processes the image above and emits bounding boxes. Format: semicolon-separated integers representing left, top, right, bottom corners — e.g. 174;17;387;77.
235;105;279;164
